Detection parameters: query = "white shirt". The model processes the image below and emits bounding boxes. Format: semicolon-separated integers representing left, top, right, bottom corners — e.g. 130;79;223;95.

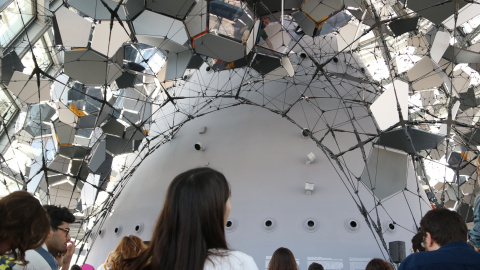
12;244;56;270
203;250;258;270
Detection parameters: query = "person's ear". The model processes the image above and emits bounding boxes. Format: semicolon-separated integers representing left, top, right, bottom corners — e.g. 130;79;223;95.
425;232;432;246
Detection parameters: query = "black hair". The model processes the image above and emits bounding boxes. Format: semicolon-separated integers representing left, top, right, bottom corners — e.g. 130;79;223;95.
308;262;324;270
420;207;467;246
43;205;75;229
411;231;425;252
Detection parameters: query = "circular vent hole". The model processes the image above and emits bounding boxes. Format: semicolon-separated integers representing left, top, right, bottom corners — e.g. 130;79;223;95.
300;53;307;59
350;221;357;228
333;57;338;63
226;221;233;228
360;67;365;73
389;223;395;230
114;228;119;233
135;225;140;231
206;66;211;72
265;220;273;227
307;220;315;227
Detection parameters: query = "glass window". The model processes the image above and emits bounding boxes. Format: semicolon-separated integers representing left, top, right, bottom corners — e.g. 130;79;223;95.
0;87;18;131
21;32;53;74
208;0;254;42
0;0;36;47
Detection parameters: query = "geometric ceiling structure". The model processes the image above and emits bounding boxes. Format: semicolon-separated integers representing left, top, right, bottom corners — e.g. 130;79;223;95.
2;0;480;265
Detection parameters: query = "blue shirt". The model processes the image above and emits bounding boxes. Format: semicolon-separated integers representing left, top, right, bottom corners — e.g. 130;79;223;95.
398;241;480;270
469;194;480;249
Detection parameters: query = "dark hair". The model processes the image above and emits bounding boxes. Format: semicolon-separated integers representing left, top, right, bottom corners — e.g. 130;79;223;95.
110;235;147;270
411;231;425;252
0;191;50;264
43;205;75;229
268;247;298;270
365;258;394;270
420;207;467;246
125;167;231;270
70;265;81;270
308;262;324;270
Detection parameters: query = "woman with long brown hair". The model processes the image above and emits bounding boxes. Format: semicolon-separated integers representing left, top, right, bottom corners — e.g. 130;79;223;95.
123;167;258;270
109;236;146;270
267;247;298;270
0;191;50;265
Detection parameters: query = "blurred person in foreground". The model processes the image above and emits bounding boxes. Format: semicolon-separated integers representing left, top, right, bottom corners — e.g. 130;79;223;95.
399;207;480;270
0;191;50;269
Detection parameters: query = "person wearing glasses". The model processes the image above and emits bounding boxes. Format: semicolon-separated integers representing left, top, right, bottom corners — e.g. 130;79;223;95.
13;205;75;270
398;208;480;270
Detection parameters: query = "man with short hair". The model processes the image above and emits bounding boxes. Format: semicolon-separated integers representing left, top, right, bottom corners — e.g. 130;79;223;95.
399;208;480;270
308;262;324;270
13;205;76;270
410;231;425;253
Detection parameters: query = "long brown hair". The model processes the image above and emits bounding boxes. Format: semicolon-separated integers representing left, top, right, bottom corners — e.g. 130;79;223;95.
268;247;298;270
0;191;50;264
110;235;147;270
365;258;394;270
124;167;231;270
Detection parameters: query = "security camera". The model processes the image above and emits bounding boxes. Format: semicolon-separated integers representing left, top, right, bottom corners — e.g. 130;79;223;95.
194;142;205;151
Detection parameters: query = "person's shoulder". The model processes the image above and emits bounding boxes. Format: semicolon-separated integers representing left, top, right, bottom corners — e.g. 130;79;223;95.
206;249;258;270
398;252;433;270
227;250;253;259
12;249;48;270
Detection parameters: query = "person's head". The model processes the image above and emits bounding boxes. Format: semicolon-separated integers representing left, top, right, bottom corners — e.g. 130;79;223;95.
262;17;271;27
268;247;298;270
365;258;394;270
411;231;425;252
308;262;324;270
43;205;75;256
127;167;231;270
0;191;50;264
420;207;467;251
70;265;81;270
110;235;147;270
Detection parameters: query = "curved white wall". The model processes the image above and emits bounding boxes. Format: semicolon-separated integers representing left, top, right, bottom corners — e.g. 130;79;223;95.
86;104;429;270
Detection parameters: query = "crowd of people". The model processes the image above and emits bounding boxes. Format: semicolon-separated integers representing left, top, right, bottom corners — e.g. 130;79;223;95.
1;167;480;270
